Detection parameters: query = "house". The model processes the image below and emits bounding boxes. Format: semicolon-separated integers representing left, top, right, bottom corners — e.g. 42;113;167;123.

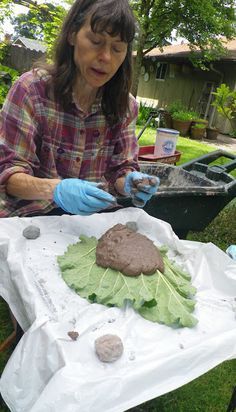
136;39;236;134
13;36;47;54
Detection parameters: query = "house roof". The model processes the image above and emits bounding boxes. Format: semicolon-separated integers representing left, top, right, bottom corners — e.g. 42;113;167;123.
144;39;236;61
13;36;47;53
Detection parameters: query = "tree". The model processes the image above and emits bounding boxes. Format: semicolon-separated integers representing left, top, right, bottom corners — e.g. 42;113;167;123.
11;3;64;41
0;0;68;55
0;0;235;97
130;0;236;96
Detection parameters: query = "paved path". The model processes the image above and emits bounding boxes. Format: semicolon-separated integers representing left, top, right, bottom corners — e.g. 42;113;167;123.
201;133;236;153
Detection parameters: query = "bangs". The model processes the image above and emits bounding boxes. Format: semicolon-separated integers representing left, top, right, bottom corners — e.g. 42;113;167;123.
90;3;136;43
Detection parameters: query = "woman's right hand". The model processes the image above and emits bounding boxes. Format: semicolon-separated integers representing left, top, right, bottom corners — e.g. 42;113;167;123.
53;178;116;215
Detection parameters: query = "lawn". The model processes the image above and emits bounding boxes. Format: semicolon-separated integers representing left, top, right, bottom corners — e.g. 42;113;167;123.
0;129;236;411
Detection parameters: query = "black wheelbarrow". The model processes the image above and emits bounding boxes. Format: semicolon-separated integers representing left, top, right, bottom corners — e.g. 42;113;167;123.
117;150;236;239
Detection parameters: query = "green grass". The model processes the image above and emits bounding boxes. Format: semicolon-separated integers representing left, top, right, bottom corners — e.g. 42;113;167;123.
188;199;236;250
0;299;16;412
0;129;236;411
128;359;236;411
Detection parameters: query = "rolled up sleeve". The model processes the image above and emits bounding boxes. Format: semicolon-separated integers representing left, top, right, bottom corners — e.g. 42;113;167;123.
0;78;40;186
105;95;140;185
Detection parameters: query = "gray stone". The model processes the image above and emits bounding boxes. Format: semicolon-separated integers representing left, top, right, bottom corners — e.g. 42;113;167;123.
23;225;40;239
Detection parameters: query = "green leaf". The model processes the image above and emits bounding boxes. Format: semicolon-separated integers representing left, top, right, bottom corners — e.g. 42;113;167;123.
58;235;197;328
139;272;197;328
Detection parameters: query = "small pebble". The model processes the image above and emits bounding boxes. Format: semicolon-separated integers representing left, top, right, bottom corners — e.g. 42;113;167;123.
23;225;40;239
125;221;138;232
68;331;79;341
95;334;124;363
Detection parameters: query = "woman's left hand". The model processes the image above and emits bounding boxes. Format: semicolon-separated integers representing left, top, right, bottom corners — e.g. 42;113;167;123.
124;171;159;207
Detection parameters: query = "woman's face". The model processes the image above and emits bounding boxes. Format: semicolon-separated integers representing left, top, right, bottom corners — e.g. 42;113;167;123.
69;17;128;89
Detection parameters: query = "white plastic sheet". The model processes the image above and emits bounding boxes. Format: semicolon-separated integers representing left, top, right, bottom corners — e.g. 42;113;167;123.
0;208;236;412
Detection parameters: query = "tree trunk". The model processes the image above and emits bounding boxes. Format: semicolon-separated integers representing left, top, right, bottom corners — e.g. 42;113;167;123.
131;34;146;97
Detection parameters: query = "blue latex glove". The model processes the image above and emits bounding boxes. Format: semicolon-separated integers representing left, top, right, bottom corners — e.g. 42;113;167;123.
226;245;236;260
124;171;159;207
53;178;116;215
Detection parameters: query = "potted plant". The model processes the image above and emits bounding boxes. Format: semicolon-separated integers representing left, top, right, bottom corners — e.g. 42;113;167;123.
190;122;206;140
164;100;186;129
172;110;195;136
192;117;208;128
206;126;219;140
168;100;186;115
160;101;186;129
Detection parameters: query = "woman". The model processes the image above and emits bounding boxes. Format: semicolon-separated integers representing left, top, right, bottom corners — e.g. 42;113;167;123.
0;0;159;217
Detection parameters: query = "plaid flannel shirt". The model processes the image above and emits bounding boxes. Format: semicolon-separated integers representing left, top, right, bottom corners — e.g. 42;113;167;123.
0;70;139;217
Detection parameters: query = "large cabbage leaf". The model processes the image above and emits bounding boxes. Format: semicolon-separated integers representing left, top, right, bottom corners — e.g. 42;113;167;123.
58;235;197;328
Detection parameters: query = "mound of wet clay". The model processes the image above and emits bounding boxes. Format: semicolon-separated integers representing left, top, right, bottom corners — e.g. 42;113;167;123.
96;223;164;276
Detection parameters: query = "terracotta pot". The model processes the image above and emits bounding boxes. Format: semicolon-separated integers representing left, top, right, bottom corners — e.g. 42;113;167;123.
190;126;206;140
206;127;219;140
172;119;192;136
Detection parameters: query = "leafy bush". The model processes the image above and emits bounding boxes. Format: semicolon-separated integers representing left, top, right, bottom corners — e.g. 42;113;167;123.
167;100;186;115
212;83;236;121
192;122;206;129
167;101;199;123
172;110;196;122
212;83;236;138
0;42;10;64
230;130;236;138
0;64;19;107
193;117;207;123
137;102;157;127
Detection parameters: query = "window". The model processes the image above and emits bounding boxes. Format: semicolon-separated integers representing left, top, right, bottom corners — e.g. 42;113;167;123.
156;62;168;80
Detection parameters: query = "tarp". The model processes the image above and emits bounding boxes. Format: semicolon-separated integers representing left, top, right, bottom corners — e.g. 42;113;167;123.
0;208;235;412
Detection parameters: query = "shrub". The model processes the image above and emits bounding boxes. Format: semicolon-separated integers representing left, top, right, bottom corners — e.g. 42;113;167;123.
167;100;186;115
0;64;19;107
212;83;236;122
137;102;157;127
230;130;236;138
192;123;206;129
172;110;195;122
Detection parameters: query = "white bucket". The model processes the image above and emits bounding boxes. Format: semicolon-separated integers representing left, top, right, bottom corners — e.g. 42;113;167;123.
154;128;179;157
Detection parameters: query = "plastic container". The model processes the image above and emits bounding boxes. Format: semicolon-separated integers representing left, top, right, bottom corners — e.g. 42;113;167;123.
154;128;179;157
117;150;236;239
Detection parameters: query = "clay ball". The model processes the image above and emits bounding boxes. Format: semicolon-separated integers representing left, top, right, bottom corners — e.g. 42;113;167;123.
95;334;124;363
23;225;40;239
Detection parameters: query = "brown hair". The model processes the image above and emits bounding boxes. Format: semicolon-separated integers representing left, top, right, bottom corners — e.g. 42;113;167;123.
42;0;136;126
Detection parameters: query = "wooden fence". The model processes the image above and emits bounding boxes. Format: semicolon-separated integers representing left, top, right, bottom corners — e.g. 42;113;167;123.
4;44;46;73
